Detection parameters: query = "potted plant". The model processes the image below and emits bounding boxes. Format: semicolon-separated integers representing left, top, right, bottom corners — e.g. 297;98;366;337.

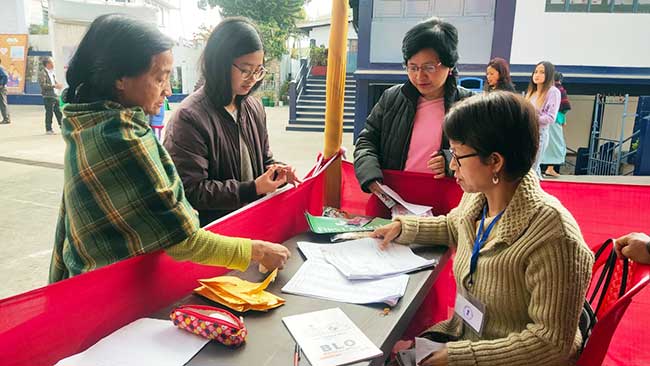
310;45;328;76
279;80;290;107
260;90;276;107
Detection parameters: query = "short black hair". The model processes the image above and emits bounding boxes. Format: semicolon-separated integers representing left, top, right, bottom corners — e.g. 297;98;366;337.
554;71;563;83
444;92;539;181
401;17;459;111
64;13;174;103
201;17;264;109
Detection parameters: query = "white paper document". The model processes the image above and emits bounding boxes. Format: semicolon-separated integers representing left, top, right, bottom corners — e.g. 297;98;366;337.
378;183;433;216
282;259;409;306
321;238;437;280
297;241;329;262
55;318;209;366
282;308;383;366
415;337;445;364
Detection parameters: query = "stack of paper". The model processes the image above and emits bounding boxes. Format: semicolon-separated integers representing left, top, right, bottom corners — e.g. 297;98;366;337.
282;308;383;366
194;269;285;312
282;259;408;306
282;241;417;306
321;238;437;280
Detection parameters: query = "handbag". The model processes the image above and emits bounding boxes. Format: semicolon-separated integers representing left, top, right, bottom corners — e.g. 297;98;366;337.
170;304;247;347
579;238;629;349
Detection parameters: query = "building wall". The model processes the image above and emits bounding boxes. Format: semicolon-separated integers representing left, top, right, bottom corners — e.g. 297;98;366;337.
308;22;358;48
510;0;650;67
0;0;29;34
369;0;495;64
171;45;202;94
29;35;52;52
48;0;159;90
49;21;86;83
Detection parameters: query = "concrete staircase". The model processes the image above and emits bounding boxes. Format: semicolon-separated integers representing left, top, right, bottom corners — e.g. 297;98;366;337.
286;74;356;133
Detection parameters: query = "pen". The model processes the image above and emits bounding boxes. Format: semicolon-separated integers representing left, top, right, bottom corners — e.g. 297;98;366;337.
293;343;301;366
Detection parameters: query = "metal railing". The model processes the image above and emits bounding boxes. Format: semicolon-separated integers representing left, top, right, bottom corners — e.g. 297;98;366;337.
289;58;310;124
586;94;638;175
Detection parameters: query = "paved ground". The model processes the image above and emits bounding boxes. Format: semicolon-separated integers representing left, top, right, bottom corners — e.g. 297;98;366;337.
0;104;353;299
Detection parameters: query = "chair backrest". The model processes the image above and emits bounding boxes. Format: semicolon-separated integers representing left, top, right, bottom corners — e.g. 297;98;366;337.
458;77;484;92
577;246;650;366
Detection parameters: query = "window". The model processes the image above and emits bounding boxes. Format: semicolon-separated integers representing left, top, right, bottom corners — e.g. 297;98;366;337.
373;0;403;18
546;0;649;12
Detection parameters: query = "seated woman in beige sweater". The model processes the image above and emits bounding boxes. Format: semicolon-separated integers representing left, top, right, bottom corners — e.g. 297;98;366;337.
374;92;594;366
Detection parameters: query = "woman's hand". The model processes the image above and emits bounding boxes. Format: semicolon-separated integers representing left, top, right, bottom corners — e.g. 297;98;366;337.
614;232;650;264
255;166;287;195
371;221;402;249
267;163;302;186
427;151;446;179
368;181;383;195
419;346;448;366
250;240;291;270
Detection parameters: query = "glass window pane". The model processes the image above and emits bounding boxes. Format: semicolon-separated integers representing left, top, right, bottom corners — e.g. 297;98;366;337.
546;0;567;12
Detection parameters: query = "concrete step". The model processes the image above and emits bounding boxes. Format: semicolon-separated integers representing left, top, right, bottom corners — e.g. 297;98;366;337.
304;89;356;96
300;95;356;102
290;117;355;126
304;85;356;92
297;99;355;107
296;111;355;120
297;106;355;113
286;125;355;133
307;81;356;87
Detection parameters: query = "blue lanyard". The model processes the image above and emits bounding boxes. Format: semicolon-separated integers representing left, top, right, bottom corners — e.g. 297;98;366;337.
469;206;504;285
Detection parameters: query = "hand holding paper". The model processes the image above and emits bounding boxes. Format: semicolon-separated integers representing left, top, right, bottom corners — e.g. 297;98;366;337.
377;183;433;216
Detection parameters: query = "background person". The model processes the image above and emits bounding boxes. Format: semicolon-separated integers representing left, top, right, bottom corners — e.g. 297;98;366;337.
484;57;516;93
525;61;560;178
38;57;64;134
541;71;571;177
0;58;11;124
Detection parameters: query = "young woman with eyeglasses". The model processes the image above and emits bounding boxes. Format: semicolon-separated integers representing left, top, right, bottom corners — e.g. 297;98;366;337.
354;17;474;197
164;18;300;226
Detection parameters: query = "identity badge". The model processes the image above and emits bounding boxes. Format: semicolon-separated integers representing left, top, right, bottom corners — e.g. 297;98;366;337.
454;290;486;336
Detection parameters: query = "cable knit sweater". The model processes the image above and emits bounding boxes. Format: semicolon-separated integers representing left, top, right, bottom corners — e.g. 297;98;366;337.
395;170;594;366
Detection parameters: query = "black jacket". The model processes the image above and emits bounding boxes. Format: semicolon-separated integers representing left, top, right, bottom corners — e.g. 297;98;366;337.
353;81;474;192
164;87;276;226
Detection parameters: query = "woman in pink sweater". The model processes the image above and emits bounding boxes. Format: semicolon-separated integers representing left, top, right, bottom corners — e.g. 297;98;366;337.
525;61;560;178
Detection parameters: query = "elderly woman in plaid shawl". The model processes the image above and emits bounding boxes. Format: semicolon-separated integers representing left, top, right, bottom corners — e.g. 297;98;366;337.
49;14;290;282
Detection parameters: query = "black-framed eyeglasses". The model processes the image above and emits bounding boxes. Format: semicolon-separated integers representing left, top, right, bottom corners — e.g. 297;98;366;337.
451;151;479;167
232;64;267;81
404;62;442;74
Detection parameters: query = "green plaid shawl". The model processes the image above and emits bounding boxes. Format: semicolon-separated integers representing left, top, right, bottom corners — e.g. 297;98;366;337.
49;101;200;282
